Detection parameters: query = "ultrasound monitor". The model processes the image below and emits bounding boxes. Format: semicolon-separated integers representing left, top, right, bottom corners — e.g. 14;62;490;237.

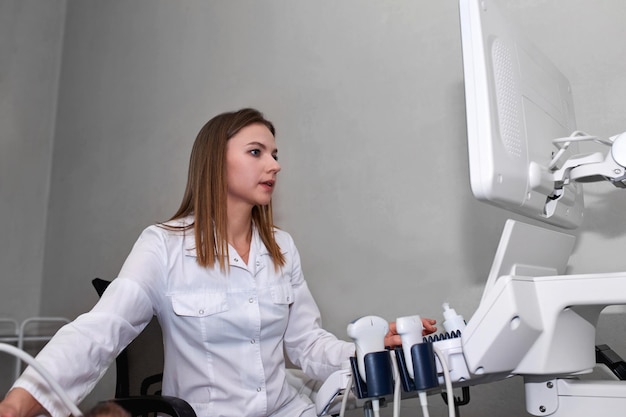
459;0;584;229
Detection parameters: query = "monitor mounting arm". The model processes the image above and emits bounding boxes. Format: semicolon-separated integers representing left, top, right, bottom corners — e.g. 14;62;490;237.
551;131;626;188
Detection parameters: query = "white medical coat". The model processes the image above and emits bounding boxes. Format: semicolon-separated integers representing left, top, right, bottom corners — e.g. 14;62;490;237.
14;218;354;417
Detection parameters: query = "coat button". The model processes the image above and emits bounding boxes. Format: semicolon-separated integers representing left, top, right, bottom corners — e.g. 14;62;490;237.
199;309;204;315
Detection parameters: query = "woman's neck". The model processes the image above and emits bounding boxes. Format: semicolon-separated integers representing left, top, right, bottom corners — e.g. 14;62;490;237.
227;206;253;263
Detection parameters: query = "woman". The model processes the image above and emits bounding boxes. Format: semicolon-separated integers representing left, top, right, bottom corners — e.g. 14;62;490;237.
0;108;436;417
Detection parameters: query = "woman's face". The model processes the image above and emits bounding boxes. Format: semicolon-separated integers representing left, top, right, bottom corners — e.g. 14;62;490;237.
225;123;281;210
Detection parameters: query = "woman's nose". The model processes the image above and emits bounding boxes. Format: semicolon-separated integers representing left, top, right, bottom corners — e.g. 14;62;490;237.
268;156;281;173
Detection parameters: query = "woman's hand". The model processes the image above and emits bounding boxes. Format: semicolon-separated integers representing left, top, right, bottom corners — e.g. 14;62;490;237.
421;318;437;335
0;388;45;417
384;317;437;348
0;402;19;417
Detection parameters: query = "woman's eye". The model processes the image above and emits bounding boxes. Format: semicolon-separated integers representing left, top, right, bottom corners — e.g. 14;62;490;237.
272;154;278;161
250;149;260;156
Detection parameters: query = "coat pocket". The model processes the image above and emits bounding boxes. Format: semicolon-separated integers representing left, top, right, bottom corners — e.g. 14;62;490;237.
171;292;229;317
269;283;295;305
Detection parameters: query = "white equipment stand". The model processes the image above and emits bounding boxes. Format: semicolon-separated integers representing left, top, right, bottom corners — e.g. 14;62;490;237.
463;266;626;417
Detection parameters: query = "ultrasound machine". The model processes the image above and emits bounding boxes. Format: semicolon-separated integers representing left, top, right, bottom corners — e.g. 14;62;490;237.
315;0;626;416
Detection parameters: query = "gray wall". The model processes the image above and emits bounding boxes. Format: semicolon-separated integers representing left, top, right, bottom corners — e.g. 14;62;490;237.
0;0;66;396
3;0;626;415
0;0;65;327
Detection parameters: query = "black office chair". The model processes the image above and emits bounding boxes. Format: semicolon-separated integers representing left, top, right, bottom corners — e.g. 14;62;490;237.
91;278;195;417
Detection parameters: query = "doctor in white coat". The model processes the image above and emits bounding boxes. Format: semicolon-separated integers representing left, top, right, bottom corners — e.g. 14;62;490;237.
0;108;438;417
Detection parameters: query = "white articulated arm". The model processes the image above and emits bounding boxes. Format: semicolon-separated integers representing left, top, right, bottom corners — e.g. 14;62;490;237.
552;131;626;188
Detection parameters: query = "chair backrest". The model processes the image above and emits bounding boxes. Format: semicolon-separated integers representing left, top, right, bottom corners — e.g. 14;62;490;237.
91;278;164;397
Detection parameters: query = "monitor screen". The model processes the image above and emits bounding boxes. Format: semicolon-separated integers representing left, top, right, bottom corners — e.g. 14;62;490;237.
459;0;584;228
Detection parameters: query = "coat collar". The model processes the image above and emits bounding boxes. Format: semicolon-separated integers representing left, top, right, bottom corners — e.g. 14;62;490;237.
182;219;270;258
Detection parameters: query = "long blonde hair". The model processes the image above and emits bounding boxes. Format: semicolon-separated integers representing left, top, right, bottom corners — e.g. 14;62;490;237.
166;108;285;271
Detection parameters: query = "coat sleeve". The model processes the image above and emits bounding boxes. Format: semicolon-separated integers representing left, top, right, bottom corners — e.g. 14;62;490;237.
11;227;168;417
280;233;355;382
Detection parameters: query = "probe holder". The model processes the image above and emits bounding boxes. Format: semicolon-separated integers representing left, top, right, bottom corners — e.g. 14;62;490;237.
349;352;394;399
394;343;439;392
